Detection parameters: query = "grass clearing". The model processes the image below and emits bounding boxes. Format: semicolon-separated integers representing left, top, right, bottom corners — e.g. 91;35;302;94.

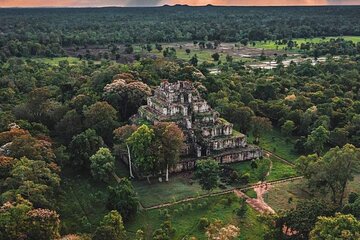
253;36;360;51
249;129;300;162
126;193;267;240
265;174;360;212
33;57;81;65
267;157;297;181
134;43;254;64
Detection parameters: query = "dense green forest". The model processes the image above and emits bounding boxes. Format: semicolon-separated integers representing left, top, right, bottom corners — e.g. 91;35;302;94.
1;6;360;58
1;6;360;240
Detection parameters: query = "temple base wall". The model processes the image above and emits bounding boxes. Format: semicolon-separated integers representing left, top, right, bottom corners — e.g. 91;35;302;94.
171;146;263;173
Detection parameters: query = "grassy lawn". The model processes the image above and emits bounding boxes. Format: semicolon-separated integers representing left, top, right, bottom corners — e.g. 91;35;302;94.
267;157;298;181
264;174;360;212
132;174;211;208
253;36;360;51
126;193;267;240
264;178;311;211
248;129;300;162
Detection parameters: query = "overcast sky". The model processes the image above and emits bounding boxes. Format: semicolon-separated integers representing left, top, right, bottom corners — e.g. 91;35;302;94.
0;0;359;7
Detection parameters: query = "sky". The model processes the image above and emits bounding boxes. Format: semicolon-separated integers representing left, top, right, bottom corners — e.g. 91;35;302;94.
0;0;359;7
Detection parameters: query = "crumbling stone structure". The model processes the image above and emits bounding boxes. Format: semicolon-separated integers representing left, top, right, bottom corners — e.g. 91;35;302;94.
135;80;262;172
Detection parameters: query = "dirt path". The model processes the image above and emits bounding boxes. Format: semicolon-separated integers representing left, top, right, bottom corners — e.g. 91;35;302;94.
144;176;303;210
234;158;276;214
263;149;295;166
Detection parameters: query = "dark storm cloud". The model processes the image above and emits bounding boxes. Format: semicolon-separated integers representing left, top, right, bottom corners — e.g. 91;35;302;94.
124;0;165;6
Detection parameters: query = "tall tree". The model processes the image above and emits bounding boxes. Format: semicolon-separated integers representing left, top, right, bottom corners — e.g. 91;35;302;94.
126;125;157;183
305;125;329;156
281;120;296;137
195;158;220;192
84;101;119;144
251;116;272;144
103;76;151;121
153;122;185;182
107;178;139;221
113;125;138;178
69;129;104;169
93;210;126;240
279;200;335;240
299;144;360;205
90;147;115;182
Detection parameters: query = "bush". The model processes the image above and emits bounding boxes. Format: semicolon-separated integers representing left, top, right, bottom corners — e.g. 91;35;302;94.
240;173;250;184
235;205;247;217
199;217;209;230
348;192;359;204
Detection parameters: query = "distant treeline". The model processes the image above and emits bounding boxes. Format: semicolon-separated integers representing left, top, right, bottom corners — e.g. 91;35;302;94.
0;6;360;59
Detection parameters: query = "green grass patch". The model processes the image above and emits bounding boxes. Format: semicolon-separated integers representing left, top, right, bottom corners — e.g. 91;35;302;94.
229;156;296;185
253;36;360;51
265;174;360;212
33;57;81;65
267;157;298;181
132;175;212;208
245;189;257;199
126;193;267;240
264;178;311;212
249;129;300;162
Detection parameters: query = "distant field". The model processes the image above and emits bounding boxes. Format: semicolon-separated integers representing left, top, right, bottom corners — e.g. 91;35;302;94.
32;57;81;65
253;36;360;51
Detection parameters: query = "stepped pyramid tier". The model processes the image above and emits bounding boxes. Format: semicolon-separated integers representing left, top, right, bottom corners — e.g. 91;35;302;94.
134;80;263;172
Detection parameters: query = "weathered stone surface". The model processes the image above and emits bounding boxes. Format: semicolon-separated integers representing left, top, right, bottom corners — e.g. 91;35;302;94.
133;80;262;172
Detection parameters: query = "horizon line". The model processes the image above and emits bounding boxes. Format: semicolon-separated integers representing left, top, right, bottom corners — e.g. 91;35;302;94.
1;4;359;8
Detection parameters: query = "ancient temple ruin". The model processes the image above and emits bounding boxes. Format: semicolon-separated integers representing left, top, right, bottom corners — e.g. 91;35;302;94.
136;80;262;172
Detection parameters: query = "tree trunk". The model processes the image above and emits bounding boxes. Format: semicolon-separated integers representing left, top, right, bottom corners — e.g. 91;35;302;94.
329;184;337;204
165;164;169;182
126;143;134;178
146;175;151;184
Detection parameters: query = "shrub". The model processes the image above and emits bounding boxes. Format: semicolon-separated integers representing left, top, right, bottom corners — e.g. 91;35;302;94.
199;217;210;230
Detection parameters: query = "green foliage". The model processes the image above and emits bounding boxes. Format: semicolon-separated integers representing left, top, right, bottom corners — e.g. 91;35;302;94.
90;147;115;182
69;129;104;169
107;178;139;221
84;101;119;144
199;217;210;230
310;213;360;240
281;120;295;137
298;144;360;205
127;124;157;179
152;221;176;240
1;157;60;208
278;200;335;239
0;195;60;240
195;158;220;192
93;210;126;240
305;125;329;155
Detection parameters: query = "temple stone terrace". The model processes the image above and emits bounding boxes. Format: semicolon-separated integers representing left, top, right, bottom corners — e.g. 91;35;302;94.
134;80;263;172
